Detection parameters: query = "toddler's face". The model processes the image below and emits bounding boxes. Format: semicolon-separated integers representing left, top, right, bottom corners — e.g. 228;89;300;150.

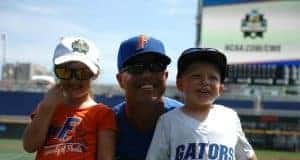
177;62;224;106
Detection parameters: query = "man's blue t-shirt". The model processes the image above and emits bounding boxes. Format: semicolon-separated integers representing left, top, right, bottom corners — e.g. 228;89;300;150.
113;97;182;160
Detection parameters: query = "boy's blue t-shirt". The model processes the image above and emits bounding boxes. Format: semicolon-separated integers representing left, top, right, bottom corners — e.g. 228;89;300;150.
113;97;182;160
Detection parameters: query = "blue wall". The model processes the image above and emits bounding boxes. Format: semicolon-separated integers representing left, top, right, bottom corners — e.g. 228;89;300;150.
204;0;260;7
262;101;300;111
0;91;124;116
216;99;254;109
1;90;300;116
0;91;43;115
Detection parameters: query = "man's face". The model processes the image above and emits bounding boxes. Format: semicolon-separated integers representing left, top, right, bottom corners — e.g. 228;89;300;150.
117;54;168;104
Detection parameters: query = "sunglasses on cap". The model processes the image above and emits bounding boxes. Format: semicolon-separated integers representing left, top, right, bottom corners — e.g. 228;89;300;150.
121;63;166;75
54;66;94;80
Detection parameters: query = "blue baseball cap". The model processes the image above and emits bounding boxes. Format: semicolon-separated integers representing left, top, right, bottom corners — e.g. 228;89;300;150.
117;35;171;72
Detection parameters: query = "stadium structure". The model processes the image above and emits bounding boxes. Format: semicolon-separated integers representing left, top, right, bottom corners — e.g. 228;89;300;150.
195;0;300;151
0;0;299;152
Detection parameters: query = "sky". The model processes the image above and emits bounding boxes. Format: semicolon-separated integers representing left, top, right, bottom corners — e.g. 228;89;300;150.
0;0;198;85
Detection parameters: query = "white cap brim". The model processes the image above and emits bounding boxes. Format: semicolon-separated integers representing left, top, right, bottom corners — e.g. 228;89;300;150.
54;54;99;75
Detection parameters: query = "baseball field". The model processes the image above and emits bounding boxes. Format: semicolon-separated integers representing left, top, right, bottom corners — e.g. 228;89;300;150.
0;138;299;160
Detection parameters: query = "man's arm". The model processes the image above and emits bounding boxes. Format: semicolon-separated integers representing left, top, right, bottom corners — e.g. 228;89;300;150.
97;130;116;160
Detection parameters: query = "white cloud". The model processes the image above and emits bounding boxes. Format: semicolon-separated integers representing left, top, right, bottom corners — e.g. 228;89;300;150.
15;3;59;16
0;0;196;84
159;0;197;16
0;3;89;35
0;3;121;84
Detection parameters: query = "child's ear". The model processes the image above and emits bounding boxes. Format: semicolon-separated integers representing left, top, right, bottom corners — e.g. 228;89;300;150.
164;71;168;79
218;84;225;96
176;77;184;92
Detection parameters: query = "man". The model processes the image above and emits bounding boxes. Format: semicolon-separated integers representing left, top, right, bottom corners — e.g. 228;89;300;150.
113;35;182;160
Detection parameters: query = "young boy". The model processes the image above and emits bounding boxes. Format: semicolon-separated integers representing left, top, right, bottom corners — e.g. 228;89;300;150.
146;48;257;160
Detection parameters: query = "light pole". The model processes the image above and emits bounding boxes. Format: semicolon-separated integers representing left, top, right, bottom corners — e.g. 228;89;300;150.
195;0;203;47
1;33;7;80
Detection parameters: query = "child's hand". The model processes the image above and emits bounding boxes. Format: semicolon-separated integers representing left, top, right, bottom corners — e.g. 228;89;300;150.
40;84;65;110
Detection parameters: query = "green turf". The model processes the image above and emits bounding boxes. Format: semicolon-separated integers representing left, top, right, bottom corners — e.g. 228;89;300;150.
0;139;35;160
256;149;300;160
0;138;299;160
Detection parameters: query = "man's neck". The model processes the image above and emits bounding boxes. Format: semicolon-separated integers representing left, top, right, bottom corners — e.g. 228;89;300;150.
125;100;165;133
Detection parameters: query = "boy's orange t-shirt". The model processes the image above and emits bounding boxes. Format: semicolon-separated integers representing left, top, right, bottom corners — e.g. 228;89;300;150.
34;103;116;160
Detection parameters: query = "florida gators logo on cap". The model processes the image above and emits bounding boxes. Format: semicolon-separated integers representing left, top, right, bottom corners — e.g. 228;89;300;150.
137;35;148;50
72;39;89;54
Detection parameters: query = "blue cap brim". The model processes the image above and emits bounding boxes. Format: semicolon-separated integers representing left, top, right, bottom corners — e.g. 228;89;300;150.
121;51;171;69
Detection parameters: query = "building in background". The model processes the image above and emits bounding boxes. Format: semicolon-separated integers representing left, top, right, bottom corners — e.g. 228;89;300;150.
197;0;300;151
2;62;51;82
0;62;54;91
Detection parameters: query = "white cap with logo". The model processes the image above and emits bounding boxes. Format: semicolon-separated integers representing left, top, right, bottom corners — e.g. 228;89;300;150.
53;36;100;75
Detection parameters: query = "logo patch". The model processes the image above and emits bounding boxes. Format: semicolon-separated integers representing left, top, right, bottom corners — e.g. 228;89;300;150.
137;35;148;50
72;39;89;54
57;117;81;142
241;9;267;39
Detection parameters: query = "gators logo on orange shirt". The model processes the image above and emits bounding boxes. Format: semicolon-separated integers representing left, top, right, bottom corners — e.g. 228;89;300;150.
57;117;82;142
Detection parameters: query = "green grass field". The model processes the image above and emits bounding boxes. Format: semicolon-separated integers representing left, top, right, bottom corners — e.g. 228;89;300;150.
0;138;299;160
0;139;34;160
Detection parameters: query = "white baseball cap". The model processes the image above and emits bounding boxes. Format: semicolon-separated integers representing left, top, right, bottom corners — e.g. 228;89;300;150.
53;36;100;75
